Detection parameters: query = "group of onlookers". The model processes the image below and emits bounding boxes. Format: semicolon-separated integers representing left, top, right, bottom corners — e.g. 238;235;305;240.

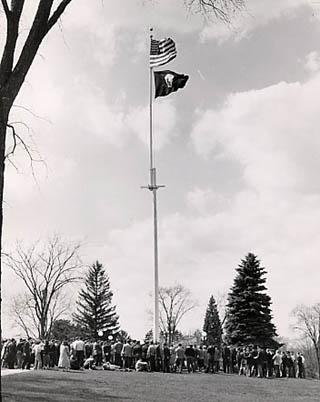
222;345;306;379
1;337;306;379
1;338;64;370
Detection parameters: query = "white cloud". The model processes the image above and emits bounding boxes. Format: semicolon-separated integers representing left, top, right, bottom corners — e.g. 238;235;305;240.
126;100;177;150
186;187;231;214
191;74;320;196
201;0;308;42
304;51;320;73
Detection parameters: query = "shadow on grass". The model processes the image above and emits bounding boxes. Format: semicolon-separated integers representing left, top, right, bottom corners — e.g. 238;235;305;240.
2;369;320;402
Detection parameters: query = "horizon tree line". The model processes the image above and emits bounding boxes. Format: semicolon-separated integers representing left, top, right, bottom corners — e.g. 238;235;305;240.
7;239;318;377
6;244;278;345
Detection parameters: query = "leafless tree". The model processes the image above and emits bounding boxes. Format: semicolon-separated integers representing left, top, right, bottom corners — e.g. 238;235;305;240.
292;303;320;379
186;0;245;23
5;235;82;339
10;290;71;339
10;294;38;339
159;284;198;344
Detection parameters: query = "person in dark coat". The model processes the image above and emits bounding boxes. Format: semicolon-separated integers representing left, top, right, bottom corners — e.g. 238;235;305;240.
48;341;56;368
185;345;195;373
162;343;171;373
222;345;231;373
6;339;17;369
16;339;24;369
297;352;305;379
206;345;215;373
253;346;264;378
281;351;288;377
22;338;31;369
114;340;123;367
230;347;237;374
103;341;112;363
266;349;274;377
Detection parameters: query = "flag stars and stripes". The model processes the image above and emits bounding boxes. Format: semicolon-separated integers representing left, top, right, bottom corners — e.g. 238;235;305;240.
150;38;177;68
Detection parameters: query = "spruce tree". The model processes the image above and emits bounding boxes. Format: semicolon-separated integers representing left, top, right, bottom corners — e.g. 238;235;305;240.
225;253;277;346
73;261;120;340
203;295;223;346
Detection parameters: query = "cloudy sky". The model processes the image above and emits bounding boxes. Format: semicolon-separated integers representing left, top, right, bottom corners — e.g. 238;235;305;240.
2;0;320;340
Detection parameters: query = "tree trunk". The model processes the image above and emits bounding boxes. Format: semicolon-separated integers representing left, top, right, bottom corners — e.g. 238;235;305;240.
316;346;320;380
0;97;10;340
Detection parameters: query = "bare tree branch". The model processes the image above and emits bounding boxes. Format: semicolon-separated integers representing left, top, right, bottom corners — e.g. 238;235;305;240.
12;104;52;124
158;284;198;344
186;0;245;23
5;235;82;339
47;0;73;32
1;0;10;17
292;303;320;378
0;0;24;88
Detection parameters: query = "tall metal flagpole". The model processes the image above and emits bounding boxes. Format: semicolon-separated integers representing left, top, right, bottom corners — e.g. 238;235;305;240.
142;28;164;344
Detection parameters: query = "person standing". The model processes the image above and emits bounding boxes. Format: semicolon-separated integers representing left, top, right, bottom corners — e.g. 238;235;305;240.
7;339;17;369
141;342;149;363
155;343;162;372
93;341;103;367
273;350;282;378
162;343;171;373
48;340;56;368
266;349;274;378
103;341;112;363
58;341;70;370
236;347;243;375
281;351;288;377
43;340;50;369
71;337;85;368
22;338;31;370
33;341;43;370
222;345;231;374
185;345;195;373
121;340;133;369
214;346;221;373
169;344;176;372
147;342;157;372
174;344;185;374
253;346;264;378
240;347;250;376
54;340;61;367
287;351;295;378
85;341;92;361
297;352;305;379
197;346;205;372
206;345;215;373
114;339;123;367
16;339;24;369
230;347;237;374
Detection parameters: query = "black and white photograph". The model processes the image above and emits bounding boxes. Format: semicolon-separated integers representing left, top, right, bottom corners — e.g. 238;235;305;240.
0;1;320;401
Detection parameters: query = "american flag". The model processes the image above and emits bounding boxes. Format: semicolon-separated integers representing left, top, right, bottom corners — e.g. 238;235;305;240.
150;38;177;68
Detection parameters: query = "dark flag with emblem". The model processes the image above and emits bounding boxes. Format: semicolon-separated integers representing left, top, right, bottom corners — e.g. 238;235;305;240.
154;70;189;98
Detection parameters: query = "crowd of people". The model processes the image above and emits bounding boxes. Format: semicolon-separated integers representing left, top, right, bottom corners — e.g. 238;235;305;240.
1;337;306;379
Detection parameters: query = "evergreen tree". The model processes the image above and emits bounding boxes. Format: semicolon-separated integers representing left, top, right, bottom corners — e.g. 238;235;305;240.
203;295;223;346
73;261;120;340
225;253;277;346
50;319;86;341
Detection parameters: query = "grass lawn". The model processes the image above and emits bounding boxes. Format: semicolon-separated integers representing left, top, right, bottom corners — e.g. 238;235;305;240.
2;370;320;402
